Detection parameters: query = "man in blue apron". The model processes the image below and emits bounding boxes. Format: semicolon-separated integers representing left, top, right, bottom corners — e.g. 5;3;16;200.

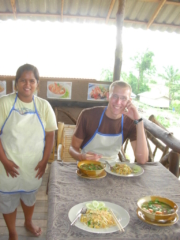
69;81;148;164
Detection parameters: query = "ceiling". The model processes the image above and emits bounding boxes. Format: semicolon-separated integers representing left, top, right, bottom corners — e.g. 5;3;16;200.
0;0;180;33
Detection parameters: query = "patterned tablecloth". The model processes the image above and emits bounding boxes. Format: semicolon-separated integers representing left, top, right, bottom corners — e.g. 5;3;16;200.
46;161;180;240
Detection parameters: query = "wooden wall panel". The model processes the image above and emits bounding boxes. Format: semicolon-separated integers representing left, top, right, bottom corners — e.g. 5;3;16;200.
0;76;110;124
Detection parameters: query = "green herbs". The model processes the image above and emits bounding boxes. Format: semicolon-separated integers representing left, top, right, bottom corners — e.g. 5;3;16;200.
142;199;174;214
80;163;103;171
132;165;141;173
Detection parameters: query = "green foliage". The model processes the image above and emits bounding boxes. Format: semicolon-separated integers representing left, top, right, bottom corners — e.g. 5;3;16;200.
150;80;157;84
156;115;170;128
100;68;113;82
158;66;180;101
126;72;150;94
131;50;156;94
171;100;180;114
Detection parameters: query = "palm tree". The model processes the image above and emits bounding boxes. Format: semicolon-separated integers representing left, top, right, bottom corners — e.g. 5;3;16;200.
131;50;156;93
158;66;180;101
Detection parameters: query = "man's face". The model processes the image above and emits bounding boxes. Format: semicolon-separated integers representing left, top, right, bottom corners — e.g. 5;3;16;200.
107;85;131;119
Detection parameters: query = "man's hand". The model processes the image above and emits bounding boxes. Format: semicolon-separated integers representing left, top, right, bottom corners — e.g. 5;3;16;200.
80;152;102;161
123;100;140;121
3;159;19;178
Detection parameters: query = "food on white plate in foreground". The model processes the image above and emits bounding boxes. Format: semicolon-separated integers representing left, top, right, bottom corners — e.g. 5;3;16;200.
80;201;116;229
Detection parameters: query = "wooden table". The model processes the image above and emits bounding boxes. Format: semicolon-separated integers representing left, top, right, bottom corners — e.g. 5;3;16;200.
46;161;180;240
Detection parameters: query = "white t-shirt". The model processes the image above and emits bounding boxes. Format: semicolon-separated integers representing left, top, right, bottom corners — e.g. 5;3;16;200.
0;93;57;132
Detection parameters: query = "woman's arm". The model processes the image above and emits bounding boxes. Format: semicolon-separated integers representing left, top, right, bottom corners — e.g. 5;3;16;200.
35;131;55;179
0;139;19;177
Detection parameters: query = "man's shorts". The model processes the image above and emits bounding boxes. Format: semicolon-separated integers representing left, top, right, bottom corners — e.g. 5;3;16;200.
0;191;37;214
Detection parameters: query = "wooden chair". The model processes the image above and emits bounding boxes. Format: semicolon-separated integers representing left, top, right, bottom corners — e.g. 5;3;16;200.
57;122;76;162
121;115;180;178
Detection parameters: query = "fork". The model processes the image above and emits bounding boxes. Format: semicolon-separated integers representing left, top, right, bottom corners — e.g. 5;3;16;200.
105;161;113;171
70;207;87;226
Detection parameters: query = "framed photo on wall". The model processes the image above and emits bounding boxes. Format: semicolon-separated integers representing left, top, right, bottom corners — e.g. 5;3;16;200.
87;83;109;101
47;82;72;99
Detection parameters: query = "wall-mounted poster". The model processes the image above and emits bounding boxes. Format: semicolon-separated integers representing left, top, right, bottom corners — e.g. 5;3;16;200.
87;83;109;101
0;81;6;97
47;82;72;99
12;80;37;95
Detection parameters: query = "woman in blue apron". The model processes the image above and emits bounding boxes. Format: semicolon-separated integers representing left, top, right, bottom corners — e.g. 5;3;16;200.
0;64;57;239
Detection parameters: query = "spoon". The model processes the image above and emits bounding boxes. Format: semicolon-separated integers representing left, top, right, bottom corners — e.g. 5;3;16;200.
70;207;87;226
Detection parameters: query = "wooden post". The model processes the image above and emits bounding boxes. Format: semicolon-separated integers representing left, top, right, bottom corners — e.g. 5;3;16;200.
113;0;126;81
168;151;180;178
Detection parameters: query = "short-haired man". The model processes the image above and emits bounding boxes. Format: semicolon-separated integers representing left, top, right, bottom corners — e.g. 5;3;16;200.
69;80;148;164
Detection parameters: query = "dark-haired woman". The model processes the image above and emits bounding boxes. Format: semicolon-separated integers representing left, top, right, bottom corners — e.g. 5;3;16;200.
0;64;57;240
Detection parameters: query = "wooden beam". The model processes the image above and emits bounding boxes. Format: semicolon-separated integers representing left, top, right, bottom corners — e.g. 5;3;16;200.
0;12;179;30
61;0;64;21
166;1;180;5
147;0;166;29
139;0;180;6
10;0;16;20
143;118;180;154
106;0;116;23
113;0;126;81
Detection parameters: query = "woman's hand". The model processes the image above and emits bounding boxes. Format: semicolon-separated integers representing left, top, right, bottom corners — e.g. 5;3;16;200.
3;159;19;178
35;160;47;179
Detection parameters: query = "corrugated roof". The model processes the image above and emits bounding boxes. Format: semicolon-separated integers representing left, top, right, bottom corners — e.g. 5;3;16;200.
0;0;180;33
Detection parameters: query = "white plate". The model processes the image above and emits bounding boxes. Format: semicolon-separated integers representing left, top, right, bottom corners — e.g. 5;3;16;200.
105;162;144;177
68;201;130;233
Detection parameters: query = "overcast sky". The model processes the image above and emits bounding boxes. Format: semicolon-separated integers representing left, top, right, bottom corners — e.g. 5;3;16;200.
0;20;180;79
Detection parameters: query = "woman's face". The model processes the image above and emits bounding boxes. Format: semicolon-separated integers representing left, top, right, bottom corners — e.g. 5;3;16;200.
16;71;38;102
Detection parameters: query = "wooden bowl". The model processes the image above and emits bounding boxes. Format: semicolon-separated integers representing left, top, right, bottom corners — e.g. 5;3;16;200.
137;196;178;222
77;160;106;177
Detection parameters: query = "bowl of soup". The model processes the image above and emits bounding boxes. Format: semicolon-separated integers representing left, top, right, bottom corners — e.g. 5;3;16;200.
78;160;106;177
137;196;178;222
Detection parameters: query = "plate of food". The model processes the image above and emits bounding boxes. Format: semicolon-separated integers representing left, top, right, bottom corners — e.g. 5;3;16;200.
47;82;71;98
105;161;144;177
68;200;130;233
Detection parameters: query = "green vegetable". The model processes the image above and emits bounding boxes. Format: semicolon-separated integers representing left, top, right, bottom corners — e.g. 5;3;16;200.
132;165;141;173
60;89;69;98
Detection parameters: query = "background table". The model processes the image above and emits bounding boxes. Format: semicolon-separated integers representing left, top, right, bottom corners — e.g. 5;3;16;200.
46;161;180;240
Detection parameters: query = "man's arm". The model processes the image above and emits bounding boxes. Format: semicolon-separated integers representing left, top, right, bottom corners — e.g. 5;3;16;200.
130;121;148;164
123;100;148;164
69;135;101;161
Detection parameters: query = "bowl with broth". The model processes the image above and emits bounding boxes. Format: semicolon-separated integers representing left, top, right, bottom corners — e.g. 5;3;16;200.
137;196;178;222
78;160;106;177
